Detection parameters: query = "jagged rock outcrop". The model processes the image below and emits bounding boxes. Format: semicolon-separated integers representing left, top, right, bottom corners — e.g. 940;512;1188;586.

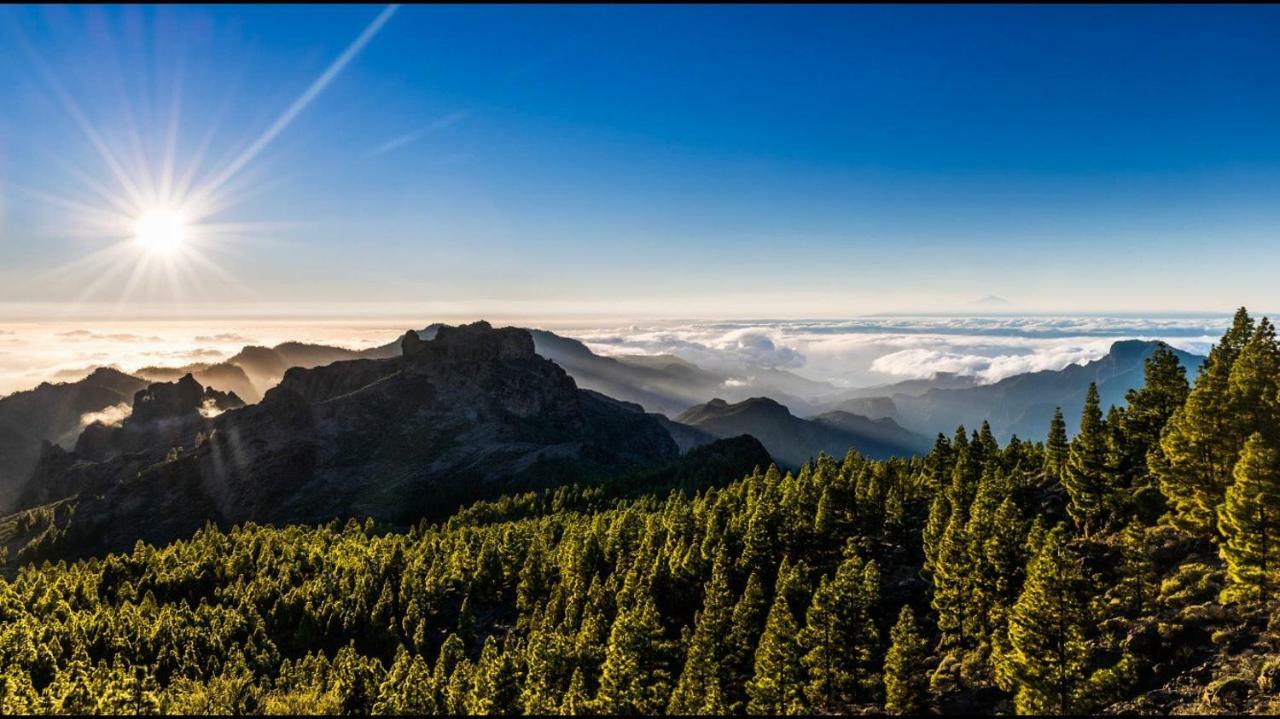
0;367;149;512
135;362;260;404
8;322;679;560
129;373;241;425
67;374;243;463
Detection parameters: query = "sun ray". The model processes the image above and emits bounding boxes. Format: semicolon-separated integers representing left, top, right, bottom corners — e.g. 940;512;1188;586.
15;187;132;230
159;59;185;206
14;4;401;313
196;4;399;199
16;30;148;210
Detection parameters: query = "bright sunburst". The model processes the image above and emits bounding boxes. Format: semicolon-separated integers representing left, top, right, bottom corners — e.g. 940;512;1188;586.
133;209;190;256
13;5;399;314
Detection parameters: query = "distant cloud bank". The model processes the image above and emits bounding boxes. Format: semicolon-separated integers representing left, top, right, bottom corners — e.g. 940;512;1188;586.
0;315;1231;399
567;316;1227;387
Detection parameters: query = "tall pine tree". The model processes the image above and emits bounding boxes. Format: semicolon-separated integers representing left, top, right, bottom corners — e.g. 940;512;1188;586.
1121;343;1189;502
883;606;929;715
668;547;734;714
1044;407;1069;482
1065;384;1111;535
747;562;809;715
1159;308;1255;534
1000;526;1093;715
1218;432;1280;604
799;552;879;711
596;591;673;714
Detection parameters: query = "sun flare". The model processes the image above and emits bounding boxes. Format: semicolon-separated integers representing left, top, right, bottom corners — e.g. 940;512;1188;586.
133;209;189;255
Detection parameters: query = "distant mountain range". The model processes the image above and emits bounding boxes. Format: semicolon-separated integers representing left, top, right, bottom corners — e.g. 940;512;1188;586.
9;323;691;559
880;340;1203;441
496;331;1205;447
516;328;836;417
678;397;930;466
0;322;1207;529
134;340;396;403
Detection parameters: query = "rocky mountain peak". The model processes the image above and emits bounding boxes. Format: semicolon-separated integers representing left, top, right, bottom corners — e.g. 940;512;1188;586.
130;373;205;424
402;321;537;365
128;374;243;427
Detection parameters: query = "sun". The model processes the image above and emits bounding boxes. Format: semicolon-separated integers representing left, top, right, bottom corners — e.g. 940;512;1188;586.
133;209;189;255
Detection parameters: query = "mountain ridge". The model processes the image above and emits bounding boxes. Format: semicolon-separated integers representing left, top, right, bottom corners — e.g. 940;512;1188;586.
8;322;686;560
884;339;1203;440
677;395;928;466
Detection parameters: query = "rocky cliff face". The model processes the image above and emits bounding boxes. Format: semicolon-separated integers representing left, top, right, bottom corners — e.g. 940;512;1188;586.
0;368;149;512
11;322;679;560
69;374;244;462
19;375;244;509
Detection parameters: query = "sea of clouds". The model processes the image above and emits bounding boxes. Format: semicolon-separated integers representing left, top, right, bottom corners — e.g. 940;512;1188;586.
0;315;1232;398
562;316;1229;388
0;320;410;397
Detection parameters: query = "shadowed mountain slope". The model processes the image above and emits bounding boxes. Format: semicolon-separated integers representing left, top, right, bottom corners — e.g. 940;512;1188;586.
10;322;681;560
0;368;148;512
884;340;1203;440
678;396;927;466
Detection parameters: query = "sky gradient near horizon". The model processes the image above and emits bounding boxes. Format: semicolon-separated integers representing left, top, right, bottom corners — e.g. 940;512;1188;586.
1;5;1278;319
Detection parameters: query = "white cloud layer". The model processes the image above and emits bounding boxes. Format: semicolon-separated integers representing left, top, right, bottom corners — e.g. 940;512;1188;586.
570;316;1227;387
0;315;1231;399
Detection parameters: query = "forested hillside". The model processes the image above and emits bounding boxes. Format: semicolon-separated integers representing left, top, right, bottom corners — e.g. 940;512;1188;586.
0;308;1278;714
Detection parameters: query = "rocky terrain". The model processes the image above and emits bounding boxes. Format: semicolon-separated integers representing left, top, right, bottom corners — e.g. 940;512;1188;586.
0;367;149;512
8;322;685;560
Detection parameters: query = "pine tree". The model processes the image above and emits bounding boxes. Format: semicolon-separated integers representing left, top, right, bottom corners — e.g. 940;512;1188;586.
1044;407;1069;482
45;662;97;715
1227;317;1280;441
948;439;981;516
431;633;466;713
668;548;734;714
1065;384;1111;535
883;606;929;715
799;552;878;711
332;644;383;715
813;487;837;539
922;494;952;576
1159;308;1255;534
1112;522;1158;615
520;629;574;714
724;570;770;713
961;467;1006;650
977;421;1000;463
1121;343;1189;495
560;668;591;716
457;595;477;648
1218;433;1280;604
466;636;522;715
373;648;434;714
931;511;972;642
747;563;809;715
999;526;1093;715
985;496;1028;606
0;664;38;715
445;660;473;715
924;433;955;493
739;492;779;577
596;591;673;715
980;494;1027;690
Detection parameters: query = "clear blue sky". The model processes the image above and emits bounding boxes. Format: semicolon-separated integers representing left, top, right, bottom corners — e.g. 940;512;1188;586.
0;4;1277;319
